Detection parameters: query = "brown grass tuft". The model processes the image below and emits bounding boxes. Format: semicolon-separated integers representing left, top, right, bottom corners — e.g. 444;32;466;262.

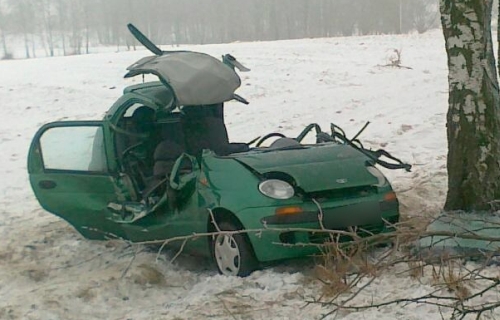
431;260;470;301
130;264;165;286
407;260;425;279
314;241;378;297
22;269;48;282
76;287;96;302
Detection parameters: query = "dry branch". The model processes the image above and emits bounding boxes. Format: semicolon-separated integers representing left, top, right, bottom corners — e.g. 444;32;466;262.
94;210;500;320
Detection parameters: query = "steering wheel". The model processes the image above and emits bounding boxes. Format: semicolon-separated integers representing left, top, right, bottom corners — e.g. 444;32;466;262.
121;143;150;187
256;133;287;147
121;142;144;161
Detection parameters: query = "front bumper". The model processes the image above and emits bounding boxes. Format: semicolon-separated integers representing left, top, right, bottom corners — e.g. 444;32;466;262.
237;194;399;263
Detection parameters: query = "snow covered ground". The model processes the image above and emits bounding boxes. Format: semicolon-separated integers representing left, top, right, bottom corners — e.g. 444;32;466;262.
1;29;494;320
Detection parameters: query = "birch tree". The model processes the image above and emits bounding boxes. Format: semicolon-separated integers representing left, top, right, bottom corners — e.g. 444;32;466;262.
56;0;66;55
0;0;9;58
39;0;55;57
11;0;35;58
440;0;500;211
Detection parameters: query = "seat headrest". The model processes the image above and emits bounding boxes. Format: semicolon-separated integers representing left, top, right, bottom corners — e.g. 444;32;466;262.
154;140;184;161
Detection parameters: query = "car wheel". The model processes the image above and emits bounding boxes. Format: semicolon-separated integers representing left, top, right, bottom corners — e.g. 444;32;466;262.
212;221;257;277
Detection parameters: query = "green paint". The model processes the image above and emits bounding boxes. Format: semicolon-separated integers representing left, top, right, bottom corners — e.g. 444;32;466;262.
28;52;405;270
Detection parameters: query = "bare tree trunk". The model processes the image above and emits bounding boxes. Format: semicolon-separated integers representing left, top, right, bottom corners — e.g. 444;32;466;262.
0;28;7;57
57;0;66;55
83;2;90;54
41;0;55;57
23;32;30;58
399;0;403;34
441;0;500;211
85;29;89;54
16;0;33;59
84;12;89;55
31;33;36;58
61;33;66;55
0;4;8;58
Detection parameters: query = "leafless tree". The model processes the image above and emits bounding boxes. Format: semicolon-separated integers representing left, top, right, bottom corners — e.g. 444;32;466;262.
0;0;10;58
441;0;500;211
38;0;55;56
1;0;440;58
11;0;35;58
55;0;66;55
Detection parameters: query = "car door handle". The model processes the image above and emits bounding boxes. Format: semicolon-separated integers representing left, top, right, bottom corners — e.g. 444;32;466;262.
39;180;57;189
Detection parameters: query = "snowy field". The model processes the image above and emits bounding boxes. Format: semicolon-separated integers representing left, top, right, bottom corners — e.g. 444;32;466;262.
1;30;491;320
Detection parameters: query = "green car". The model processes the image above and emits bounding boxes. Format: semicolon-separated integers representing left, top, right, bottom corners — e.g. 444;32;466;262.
27;25;411;276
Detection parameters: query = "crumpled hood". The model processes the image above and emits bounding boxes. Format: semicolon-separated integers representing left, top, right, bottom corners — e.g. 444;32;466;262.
232;144;378;192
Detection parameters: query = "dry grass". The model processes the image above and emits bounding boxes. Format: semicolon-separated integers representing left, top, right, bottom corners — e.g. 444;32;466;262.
0;306;19;320
314;264;351;297
431;260;470;301
407;260;425;279
129;263;166;286
21;268;48;282
0;250;13;263
314;241;378;297
76;287;96;302
308;215;500;319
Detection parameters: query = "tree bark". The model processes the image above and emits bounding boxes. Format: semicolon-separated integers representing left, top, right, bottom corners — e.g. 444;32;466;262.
41;0;55;57
441;0;500;211
0;28;8;57
23;32;30;58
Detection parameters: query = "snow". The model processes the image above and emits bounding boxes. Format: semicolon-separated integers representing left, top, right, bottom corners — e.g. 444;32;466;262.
1;29;495;319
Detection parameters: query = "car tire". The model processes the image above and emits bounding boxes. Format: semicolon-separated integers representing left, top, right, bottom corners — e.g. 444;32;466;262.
212;221;257;277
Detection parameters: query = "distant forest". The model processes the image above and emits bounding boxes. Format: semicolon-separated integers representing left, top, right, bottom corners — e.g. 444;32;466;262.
0;0;438;59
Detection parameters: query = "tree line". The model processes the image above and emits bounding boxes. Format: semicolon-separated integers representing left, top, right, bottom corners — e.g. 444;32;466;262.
0;0;438;59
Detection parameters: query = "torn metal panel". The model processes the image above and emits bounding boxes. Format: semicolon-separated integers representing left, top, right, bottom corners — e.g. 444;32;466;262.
417;212;500;258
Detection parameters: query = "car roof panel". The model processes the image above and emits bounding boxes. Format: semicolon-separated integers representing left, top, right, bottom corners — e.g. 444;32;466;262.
125;52;241;106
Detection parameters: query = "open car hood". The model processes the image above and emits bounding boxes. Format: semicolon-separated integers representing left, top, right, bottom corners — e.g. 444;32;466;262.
124;52;242;106
232;144;378;193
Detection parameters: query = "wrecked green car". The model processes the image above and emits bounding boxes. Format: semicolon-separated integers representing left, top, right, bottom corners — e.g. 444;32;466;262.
28;25;411;276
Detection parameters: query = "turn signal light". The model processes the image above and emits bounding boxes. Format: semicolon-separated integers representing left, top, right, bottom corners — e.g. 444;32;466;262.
384;191;397;202
275;206;303;215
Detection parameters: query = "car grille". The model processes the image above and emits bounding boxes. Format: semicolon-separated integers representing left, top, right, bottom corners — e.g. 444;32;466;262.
306;186;378;202
308;215;399;244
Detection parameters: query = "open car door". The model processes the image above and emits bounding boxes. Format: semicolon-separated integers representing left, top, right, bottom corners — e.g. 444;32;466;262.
28;121;127;240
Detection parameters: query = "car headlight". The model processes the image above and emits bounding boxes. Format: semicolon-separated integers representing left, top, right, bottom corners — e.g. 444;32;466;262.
366;166;387;187
258;179;295;199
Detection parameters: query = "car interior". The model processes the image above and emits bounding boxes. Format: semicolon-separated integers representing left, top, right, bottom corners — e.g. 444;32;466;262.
113;103;250;203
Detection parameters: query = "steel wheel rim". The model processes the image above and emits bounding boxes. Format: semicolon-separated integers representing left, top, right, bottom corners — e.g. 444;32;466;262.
214;233;241;276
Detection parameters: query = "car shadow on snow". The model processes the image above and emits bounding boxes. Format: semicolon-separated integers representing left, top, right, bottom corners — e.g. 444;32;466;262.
146;243;318;277
144;245;218;275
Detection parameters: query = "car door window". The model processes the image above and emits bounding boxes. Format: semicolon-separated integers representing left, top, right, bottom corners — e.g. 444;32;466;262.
40;126;107;172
